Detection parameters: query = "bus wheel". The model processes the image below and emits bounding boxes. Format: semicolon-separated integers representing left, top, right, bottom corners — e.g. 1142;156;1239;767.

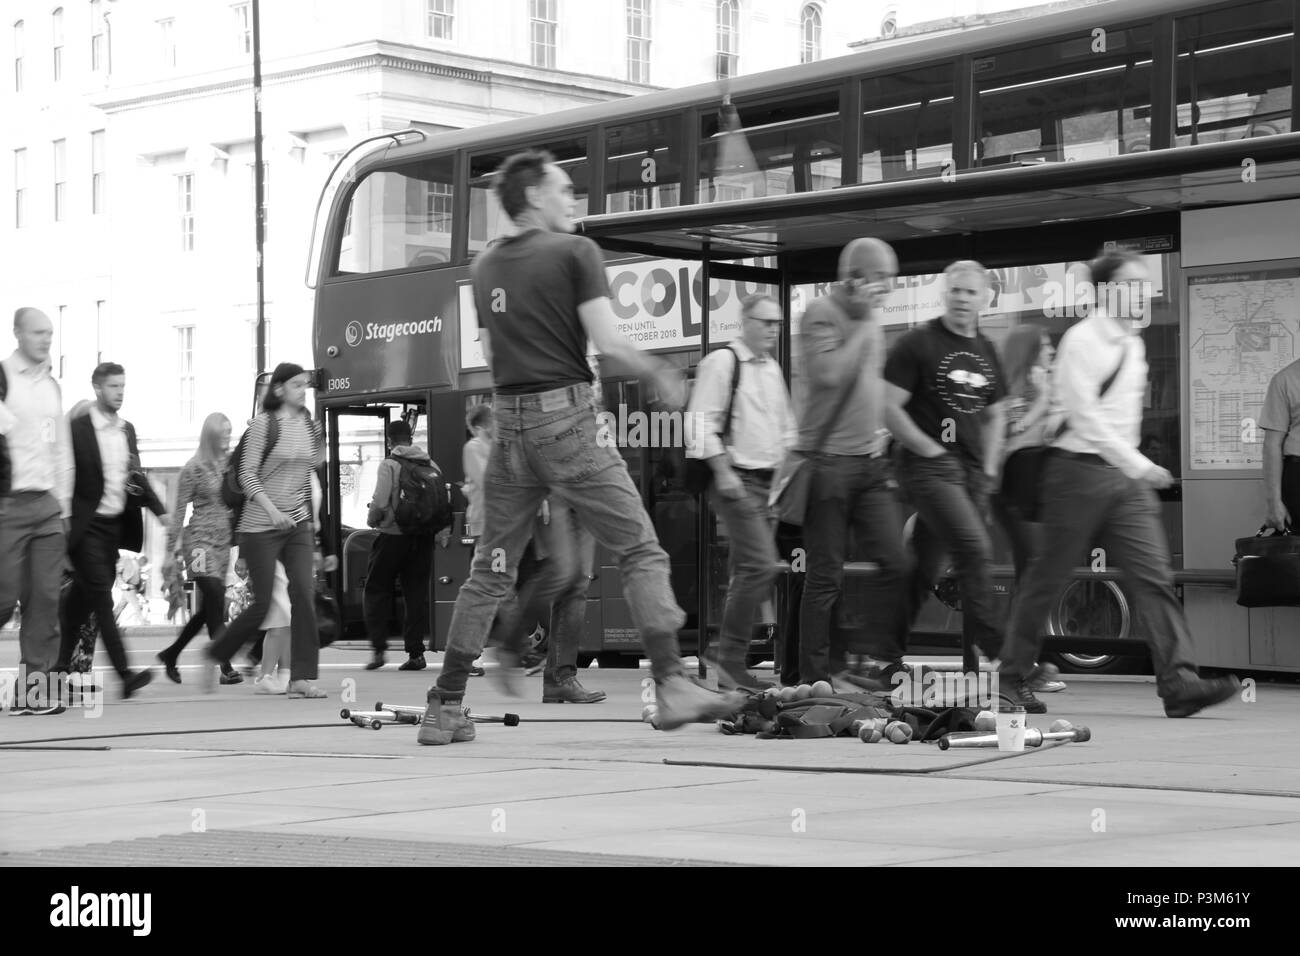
1044;578;1148;674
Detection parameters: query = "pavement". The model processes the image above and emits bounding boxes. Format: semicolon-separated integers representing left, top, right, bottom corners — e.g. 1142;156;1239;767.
1;630;1298;868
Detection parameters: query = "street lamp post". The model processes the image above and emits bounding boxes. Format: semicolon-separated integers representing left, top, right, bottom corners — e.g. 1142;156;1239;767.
253;0;267;379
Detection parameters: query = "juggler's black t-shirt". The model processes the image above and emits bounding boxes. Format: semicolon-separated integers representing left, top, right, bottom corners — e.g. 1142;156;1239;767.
884;317;1006;466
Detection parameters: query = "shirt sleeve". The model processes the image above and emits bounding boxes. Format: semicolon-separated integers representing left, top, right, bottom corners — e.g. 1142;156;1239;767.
686;349;735;461
883;330;921;395
572;238;612;304
1054;333;1150;479
1260;371;1293;434
800;301;851;389
239;415;270;500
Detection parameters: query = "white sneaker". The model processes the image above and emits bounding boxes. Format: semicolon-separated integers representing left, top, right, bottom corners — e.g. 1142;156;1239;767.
254;674;285;695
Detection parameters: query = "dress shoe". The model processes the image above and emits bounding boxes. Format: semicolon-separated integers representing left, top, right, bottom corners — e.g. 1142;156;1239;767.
1163;675;1240;718
365;652;386;671
122;669;154;700
158;654;182;685
542;677;606;703
397;655;426;671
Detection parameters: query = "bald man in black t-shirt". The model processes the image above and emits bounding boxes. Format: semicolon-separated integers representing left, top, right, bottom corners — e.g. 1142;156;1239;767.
418;150;744;745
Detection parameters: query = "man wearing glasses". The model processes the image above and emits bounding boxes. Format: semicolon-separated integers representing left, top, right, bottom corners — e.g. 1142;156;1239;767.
687;293;796;690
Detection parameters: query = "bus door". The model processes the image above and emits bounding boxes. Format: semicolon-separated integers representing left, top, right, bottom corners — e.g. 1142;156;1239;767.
692;259;784;667
325;399;430;638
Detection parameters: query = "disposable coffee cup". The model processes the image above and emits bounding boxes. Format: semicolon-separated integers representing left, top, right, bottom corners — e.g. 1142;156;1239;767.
996;708;1027;752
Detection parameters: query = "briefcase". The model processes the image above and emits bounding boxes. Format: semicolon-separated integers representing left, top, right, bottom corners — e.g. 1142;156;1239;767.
1234;526;1300;608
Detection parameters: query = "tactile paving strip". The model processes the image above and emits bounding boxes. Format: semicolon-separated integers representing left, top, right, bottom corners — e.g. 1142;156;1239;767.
0;830;739;867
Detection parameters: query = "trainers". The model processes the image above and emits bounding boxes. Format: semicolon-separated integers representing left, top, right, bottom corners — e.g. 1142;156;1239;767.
1026;662;1062;693
469;665;486;677
1163;675;1240;718
416;688;476;745
220;667;245;685
998;678;1047;715
365;652;386;671
654;675;745;731
542;677;607;704
1037;679;1068;693
286;680;327;699
11;703;68;716
398;655;427;671
254;674;286;695
122;669;153;700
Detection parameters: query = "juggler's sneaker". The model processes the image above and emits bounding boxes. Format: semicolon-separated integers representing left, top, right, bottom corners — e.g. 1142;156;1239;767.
416;688;477;745
654;675;745;731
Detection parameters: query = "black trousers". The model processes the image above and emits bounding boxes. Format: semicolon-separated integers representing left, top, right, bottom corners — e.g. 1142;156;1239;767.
59;515;132;678
364;533;433;656
162;576;226;662
1282;458;1300;525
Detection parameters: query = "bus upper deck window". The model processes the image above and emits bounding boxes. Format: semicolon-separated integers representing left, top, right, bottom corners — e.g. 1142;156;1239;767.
333;154;455;276
468;137;590;254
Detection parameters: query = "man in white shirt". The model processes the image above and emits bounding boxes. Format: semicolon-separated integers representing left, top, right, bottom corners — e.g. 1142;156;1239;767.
56;363;166;699
0;308;72;715
687;294;797;690
999;251;1239;718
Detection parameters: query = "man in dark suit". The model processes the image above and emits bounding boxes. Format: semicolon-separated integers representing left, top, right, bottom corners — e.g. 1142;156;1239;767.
54;363;166;698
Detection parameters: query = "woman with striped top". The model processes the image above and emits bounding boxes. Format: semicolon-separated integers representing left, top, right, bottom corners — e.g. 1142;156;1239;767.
206;363;326;698
157;412;241;684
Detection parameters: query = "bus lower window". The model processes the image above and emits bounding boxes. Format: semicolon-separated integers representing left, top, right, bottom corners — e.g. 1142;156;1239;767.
974;27;1155;165
1176;0;1293;146
469;138;589;254
335;156;456;275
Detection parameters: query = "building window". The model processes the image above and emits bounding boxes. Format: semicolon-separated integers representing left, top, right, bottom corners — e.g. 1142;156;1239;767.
178;326;196;424
716;0;738;79
52;8;63;81
53;139;67;222
159;18;176;67
90;0;104;71
13;148;26;228
800;4;822;63
177;173;194;251
626;0;650;83
233;3;252;55
91;130;105;214
13;20;22;92
529;0;557;69
426;0;453;40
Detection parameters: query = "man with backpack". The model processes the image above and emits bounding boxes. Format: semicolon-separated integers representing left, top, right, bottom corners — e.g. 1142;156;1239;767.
363;420;445;670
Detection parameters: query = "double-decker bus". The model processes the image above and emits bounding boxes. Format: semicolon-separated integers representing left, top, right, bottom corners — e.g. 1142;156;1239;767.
307;0;1300;675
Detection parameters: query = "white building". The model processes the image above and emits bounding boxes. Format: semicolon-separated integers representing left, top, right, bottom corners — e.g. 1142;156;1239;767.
0;0;875;580
1;1;873;465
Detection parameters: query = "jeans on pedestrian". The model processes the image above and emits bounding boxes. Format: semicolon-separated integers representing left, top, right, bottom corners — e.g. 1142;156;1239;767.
799;455;911;684
210;522;319;681
0;491;65;681
1000;454;1199;699
364;533;433;657
437;386;685;698
899;450;1004;663
707;471;778;675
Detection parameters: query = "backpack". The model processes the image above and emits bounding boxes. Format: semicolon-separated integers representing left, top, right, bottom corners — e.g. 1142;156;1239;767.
222;414;280;529
391;454;452;535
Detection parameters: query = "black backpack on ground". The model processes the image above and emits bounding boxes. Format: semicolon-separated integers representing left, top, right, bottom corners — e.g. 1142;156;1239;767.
391;454;452;535
222;415;280;529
